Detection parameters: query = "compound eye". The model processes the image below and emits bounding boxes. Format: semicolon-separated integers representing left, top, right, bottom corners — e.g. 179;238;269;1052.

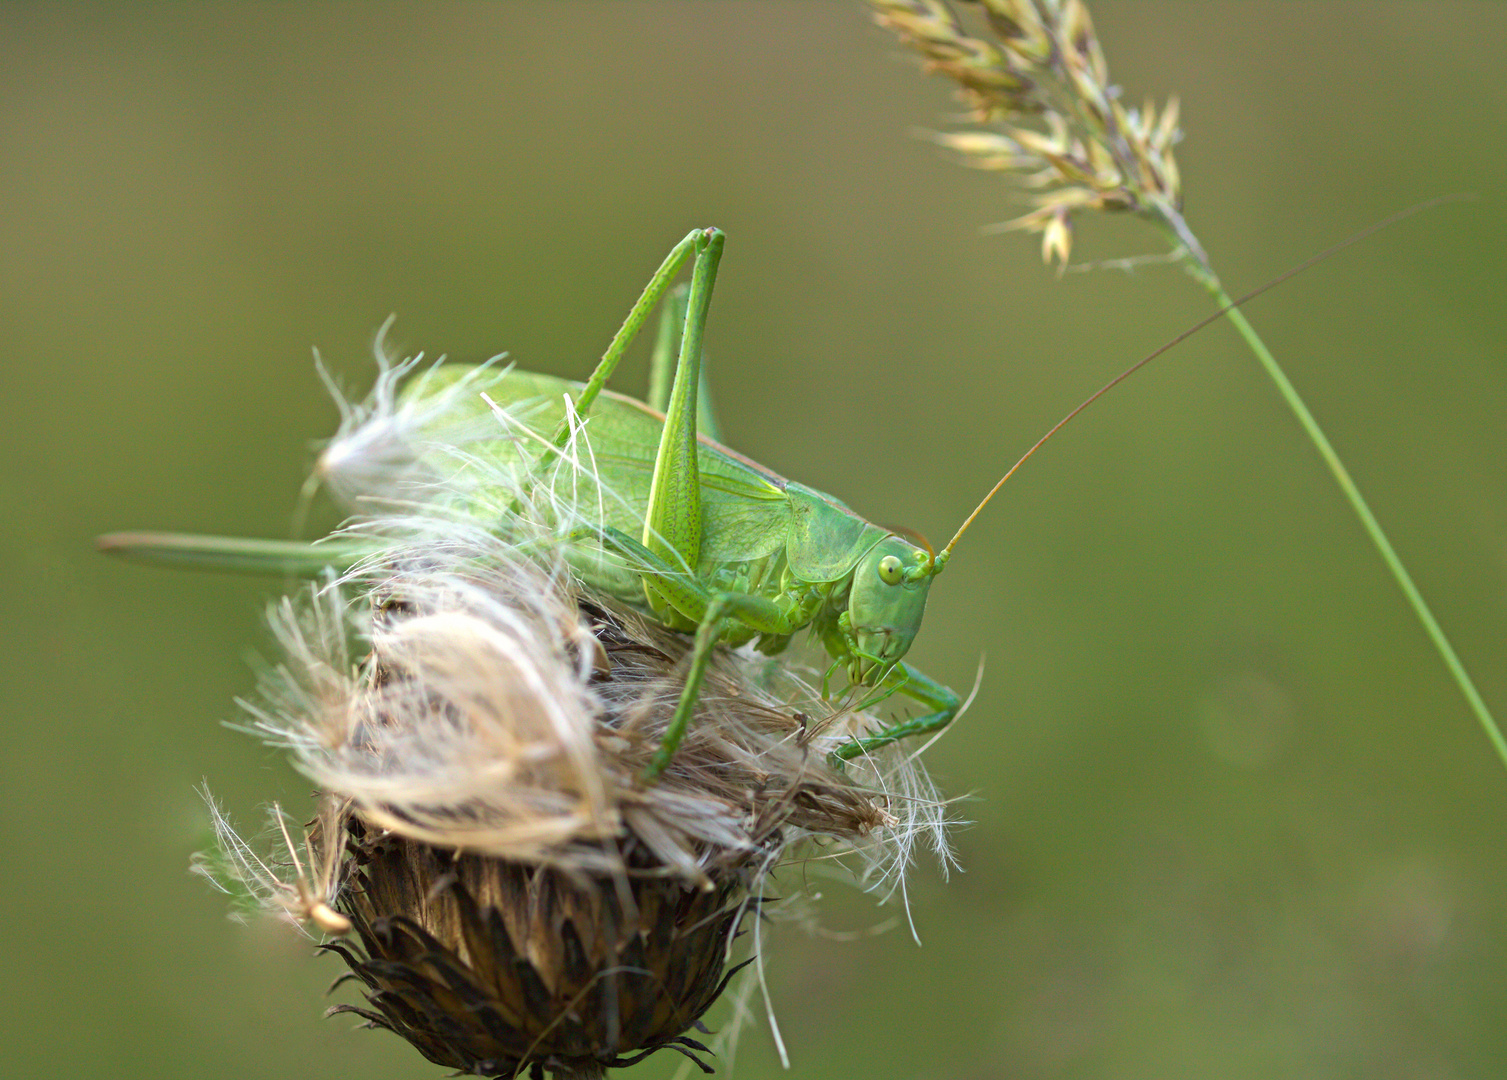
878;555;904;586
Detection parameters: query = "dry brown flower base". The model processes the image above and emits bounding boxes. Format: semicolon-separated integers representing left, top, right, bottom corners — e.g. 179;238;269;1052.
237;558;943;1079
321;816;752;1079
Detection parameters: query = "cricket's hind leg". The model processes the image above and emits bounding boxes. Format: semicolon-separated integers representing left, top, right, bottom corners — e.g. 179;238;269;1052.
556;227;713;441
647;283;722;442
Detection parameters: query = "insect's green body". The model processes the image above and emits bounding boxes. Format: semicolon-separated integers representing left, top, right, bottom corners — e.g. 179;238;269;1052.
377;226;961;779
100;220;1469;783
401;365;938;689
101;228;962;778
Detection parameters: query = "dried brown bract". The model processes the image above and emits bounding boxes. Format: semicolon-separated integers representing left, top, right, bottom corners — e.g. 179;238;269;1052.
323;817;751;1079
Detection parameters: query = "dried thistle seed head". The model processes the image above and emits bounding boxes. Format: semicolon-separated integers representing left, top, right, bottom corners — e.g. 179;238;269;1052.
870;0;1186;266
240;536;928;880
312;325;472;508
194;342;955;1075
204;527;949;1075
325;818;751;1078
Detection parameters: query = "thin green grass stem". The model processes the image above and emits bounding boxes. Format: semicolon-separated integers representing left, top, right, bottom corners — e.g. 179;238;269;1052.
1179;253;1507;773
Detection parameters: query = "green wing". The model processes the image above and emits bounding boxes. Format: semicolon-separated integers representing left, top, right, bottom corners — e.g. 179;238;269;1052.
398;365;791;569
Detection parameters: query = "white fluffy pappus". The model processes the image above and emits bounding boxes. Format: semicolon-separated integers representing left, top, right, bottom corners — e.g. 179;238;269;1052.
193;790;351;937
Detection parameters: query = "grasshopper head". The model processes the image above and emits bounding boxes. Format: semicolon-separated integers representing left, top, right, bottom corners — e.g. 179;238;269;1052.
847;535;936;682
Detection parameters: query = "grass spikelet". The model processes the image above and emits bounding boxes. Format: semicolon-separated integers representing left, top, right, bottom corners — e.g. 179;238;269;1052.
870;0;1185;266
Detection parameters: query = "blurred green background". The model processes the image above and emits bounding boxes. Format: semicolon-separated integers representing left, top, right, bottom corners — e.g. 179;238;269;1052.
4;4;1505;1078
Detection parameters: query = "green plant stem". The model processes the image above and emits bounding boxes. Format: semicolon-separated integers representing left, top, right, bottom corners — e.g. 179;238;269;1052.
1171;238;1507;772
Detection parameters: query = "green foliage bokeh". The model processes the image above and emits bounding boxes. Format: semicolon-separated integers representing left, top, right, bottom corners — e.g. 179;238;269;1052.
2;4;1505;1078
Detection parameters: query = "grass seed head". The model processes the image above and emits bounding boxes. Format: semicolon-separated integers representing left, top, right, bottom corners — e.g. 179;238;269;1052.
870;0;1185;265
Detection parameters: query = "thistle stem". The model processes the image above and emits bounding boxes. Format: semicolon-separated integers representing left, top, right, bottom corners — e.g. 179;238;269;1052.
1166;223;1507;773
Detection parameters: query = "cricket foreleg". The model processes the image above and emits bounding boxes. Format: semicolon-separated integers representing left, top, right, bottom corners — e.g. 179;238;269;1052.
829;662;961;766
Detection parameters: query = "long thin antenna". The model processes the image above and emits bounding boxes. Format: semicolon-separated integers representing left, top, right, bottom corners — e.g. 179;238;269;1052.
935;194;1469;565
